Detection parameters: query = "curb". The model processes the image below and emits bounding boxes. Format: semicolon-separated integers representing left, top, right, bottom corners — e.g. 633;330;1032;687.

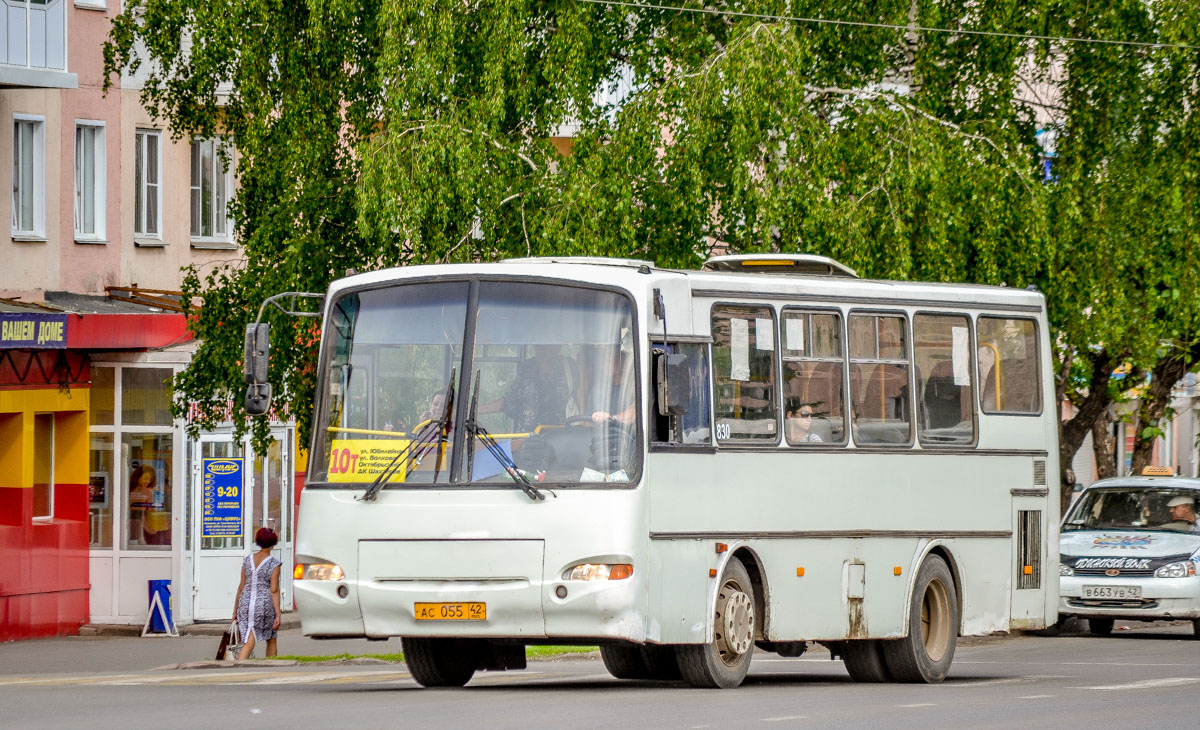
79;614;302;638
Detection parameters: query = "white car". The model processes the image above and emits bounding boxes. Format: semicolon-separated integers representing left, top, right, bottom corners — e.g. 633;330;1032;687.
1059;473;1200;638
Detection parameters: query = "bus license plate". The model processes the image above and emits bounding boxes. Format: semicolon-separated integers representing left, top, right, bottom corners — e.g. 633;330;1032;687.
1082;585;1141;600
414;602;487;621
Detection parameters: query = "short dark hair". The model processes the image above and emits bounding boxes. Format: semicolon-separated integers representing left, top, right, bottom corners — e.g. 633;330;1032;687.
254;527;279;549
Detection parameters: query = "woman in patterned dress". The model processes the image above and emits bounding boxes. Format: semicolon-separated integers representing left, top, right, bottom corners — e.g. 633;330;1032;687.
233;527;282;659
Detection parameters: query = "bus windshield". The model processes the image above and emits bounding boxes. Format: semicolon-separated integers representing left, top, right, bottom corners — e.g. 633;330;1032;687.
310;280;639;487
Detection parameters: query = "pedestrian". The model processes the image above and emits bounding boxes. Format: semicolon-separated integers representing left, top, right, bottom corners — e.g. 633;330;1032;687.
233;527;282;659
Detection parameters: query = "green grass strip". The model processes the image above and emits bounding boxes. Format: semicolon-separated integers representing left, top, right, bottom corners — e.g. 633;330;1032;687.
268;646;599;663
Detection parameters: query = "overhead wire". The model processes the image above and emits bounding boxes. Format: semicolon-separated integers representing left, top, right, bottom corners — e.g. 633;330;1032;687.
574;0;1200;52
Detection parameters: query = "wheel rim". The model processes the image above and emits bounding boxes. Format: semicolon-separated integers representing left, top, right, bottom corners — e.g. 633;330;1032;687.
715;579;755;665
920;577;952;662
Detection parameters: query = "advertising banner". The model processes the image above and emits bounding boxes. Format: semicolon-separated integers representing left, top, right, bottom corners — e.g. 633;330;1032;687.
202;458;244;538
0;313;68;349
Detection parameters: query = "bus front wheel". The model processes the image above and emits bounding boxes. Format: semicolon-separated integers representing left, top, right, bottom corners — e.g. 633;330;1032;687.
882;556;958;683
677;558;756;688
402;637;477;687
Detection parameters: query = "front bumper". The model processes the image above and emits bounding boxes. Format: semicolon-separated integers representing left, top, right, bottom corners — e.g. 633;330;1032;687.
1058;575;1200;620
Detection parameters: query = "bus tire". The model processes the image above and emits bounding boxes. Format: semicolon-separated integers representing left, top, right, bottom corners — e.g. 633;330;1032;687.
402;637;477;687
882;556;958;683
600;644;651;680
1192;619;1200;639
641;644;682;680
841;640;893;682
677;558;756;688
1088;618;1114;636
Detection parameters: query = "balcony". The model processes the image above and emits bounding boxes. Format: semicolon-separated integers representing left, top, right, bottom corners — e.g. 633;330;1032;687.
0;0;76;89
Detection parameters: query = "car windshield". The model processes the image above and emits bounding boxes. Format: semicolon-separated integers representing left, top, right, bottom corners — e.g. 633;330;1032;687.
1063;487;1200;533
310;280;639;487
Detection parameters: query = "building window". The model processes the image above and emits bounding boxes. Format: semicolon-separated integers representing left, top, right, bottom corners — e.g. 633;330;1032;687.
190;138;234;242
135;130;161;238
75;122;107;241
12;116;45;237
33;413;54;519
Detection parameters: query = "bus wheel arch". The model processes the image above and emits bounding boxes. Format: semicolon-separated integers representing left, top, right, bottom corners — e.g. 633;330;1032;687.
731;546;769;642
917;543;964;637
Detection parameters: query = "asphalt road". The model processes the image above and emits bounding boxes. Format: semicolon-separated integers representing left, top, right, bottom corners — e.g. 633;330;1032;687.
1;622;1196;730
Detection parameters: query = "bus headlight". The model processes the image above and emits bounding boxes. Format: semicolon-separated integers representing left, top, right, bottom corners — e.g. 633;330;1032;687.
294;562;345;581
563;563;633;581
1154;561;1196;578
1059;563;1074;577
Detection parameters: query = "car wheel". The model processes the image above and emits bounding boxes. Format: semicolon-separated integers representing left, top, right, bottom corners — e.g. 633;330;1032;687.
882;556;958;683
842;640;893;682
677;558;756;688
402;637;477;687
1088;618;1114;636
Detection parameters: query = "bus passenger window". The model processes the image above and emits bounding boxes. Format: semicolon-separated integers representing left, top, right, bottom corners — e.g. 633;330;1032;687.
977;317;1041;414
914;314;975;445
849;313;912;445
711;305;778;443
781;310;845;445
652;343;712;445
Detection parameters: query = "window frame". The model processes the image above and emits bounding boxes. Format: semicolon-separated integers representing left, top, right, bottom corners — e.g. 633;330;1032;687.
709;302;781;447
32;412;55;521
649;338;716;451
74;120;107;243
779;306;848;447
189;137;236;247
134;129;163;241
847;309;914;448
912;310;978;448
976;315;1044;417
12;114;46;239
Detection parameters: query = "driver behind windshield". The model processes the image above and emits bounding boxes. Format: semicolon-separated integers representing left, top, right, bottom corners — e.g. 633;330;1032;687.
477;345;580;432
1162;495;1200;533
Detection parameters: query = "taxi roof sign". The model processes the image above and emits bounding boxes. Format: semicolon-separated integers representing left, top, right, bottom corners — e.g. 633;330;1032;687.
1141;466;1175;476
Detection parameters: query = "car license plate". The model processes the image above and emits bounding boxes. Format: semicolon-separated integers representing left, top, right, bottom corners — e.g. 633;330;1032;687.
414;602;487;620
1081;585;1141;600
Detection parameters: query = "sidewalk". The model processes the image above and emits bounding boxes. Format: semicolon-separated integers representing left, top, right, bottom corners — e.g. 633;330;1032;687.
0;616;402;676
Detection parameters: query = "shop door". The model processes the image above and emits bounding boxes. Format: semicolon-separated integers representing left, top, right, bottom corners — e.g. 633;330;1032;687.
191;430;294;621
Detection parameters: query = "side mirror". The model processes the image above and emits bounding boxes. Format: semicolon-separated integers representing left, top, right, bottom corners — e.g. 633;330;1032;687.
655;350;691;416
244;323;272;416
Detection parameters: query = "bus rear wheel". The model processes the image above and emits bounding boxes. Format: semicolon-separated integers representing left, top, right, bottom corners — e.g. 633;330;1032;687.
600;644;682;681
841;640;893;682
402;637;477;687
882;556;958;683
677;558;756;688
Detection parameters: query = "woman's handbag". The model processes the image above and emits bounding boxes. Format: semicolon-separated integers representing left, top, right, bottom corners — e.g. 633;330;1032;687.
216;621;242;660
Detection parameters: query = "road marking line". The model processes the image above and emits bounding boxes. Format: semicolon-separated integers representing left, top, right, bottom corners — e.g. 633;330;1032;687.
898;704;936;708
1018;695;1055;699
1078;677;1200;691
762;716;808;722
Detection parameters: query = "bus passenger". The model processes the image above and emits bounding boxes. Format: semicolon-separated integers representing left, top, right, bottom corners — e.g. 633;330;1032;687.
478;345;579;431
786;406;823;443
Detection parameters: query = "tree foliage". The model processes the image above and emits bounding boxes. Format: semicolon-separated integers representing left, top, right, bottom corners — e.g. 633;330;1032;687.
107;0;1200;497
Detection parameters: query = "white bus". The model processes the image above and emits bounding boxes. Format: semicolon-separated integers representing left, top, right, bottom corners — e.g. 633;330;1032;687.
251;254;1058;688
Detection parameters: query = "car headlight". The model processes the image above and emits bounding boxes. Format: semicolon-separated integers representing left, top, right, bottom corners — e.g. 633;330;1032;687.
562;563;633;581
1059;562;1074;577
1154;561;1196;578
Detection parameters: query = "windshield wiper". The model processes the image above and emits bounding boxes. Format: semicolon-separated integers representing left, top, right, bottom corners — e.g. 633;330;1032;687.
360;369;455;502
466;370;545;502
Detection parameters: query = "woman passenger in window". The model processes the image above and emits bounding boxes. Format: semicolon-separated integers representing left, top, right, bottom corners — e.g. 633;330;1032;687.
786;406;823;443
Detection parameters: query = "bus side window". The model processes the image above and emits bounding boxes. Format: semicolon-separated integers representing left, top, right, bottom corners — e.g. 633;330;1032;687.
914;313;975;445
848;313;912;446
711;305;779;443
653;342;712;445
977;317;1041;414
